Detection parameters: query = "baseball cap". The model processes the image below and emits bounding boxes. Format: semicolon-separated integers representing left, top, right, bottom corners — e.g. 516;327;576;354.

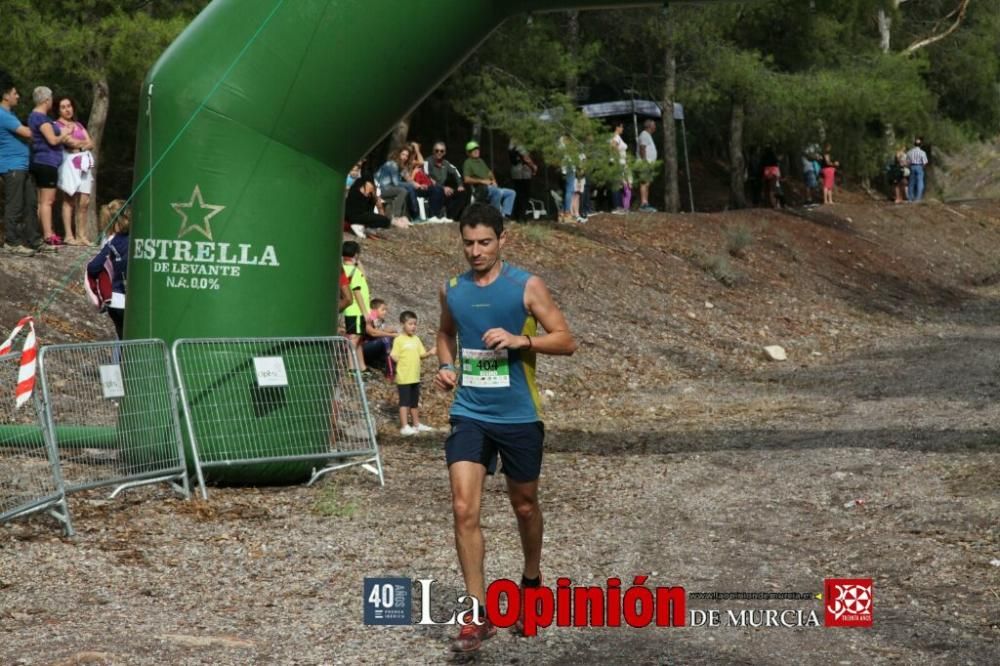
465;140;480;152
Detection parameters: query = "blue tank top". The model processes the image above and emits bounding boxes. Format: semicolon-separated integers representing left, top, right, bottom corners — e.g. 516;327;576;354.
446;262;540;424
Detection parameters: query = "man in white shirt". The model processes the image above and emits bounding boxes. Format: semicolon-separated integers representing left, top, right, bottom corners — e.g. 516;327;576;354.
636;119;658;213
905;137;929;203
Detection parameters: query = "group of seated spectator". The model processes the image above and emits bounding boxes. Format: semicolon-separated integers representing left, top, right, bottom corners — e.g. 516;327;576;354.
343;139;523;237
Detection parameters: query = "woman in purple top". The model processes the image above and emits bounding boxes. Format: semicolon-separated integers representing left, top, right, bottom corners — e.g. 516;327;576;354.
55;96;95;246
28;86;73;246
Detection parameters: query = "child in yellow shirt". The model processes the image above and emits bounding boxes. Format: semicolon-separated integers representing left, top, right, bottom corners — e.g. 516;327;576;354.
391;310;436;436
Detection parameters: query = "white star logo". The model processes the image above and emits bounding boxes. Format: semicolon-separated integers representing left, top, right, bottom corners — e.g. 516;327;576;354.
171;185;225;240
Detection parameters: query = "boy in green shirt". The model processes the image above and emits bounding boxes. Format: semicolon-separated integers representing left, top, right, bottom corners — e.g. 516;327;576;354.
342;240;370;371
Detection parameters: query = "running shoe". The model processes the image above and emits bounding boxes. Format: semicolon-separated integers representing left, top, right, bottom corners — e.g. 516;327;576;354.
611;207;628;215
414;423;436;433
451;615;496;653
349;224;366;238
400;425;417;436
514;575;542;637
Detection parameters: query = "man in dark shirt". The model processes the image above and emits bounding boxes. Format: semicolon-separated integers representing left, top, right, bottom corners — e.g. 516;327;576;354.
424;141;470;221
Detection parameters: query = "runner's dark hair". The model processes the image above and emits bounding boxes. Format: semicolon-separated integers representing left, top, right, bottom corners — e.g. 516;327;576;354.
459;202;503;237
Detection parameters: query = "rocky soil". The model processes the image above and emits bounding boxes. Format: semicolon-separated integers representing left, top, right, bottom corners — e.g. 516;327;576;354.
1;196;998;665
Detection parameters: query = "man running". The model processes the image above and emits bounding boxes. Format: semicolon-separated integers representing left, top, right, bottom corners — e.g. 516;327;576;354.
434;203;577;653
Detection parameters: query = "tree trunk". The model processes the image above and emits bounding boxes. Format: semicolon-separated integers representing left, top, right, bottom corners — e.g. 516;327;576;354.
85;75;110;242
387;115;411;158
729;100;746;209
661;44;679;213
565;11;579;99
878;10;897;151
877;9;892;53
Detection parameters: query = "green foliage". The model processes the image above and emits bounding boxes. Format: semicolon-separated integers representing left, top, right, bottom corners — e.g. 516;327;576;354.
700;253;744;288
1;1;206;198
925;3;1000;136
725;225;754;258
313;482;358;519
520;223;553;244
4;0;997;203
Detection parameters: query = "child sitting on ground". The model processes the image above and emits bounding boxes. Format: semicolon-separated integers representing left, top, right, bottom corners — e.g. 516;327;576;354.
361;298;398;378
390;310;436;436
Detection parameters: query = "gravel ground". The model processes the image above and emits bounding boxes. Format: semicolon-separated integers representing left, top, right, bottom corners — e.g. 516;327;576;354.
2;201;999;664
2;316;998;665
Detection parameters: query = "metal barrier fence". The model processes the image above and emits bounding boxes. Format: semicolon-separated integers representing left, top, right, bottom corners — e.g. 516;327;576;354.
172;337;383;498
37;340;190;500
0;352;73;535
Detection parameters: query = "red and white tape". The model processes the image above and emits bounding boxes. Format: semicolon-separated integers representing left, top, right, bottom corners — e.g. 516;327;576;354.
0;316;38;409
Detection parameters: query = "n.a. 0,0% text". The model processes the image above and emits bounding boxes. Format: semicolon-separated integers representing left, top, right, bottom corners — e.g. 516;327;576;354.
166;276;222;290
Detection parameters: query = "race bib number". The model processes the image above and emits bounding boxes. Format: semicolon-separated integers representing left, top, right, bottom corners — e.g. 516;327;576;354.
461;348;510;388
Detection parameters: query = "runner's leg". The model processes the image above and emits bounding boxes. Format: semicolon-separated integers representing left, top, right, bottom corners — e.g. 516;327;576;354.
506;476;542;580
450;461;489;603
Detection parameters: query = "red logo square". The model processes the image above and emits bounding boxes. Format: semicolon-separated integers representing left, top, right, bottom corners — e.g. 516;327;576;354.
824;578;873;627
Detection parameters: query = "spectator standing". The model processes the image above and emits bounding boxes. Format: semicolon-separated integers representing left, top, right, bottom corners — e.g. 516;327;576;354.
462;141;515;219
557;135;586;224
508;139;537;221
29;86;72;247
425;141;469;221
636;119;657;212
906;137;929;203
890;147;909;204
391;310;436;436
54;96;95;246
338;266;353;313
761;146;781;209
557;135;576;223
610;122;631;214
0;74;51;257
87;200;130;340
342;241;371;372
821;144;840;205
802;144;821;206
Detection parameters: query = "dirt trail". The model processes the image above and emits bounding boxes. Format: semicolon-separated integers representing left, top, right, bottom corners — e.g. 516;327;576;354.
1;200;998;664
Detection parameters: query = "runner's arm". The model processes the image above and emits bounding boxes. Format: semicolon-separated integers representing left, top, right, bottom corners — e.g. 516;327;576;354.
480;276;577;355
435;284;459;390
524;276;576;355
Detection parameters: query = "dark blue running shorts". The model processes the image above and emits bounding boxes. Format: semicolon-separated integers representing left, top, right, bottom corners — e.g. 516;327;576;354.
445;417;544;482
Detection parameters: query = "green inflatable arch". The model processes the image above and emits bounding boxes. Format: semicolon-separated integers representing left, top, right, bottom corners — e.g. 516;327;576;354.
127;0;660;482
